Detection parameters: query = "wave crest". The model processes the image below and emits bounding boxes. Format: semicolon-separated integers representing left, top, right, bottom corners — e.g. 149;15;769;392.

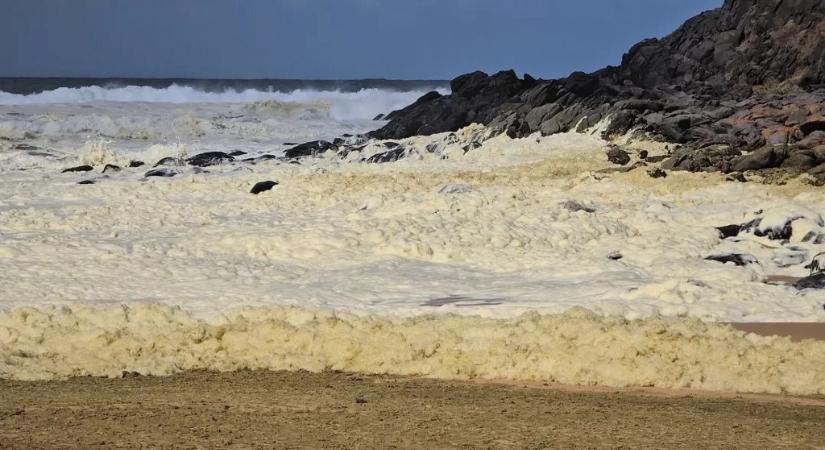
0;85;449;121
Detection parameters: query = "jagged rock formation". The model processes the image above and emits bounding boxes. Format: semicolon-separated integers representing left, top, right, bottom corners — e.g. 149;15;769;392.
369;0;825;178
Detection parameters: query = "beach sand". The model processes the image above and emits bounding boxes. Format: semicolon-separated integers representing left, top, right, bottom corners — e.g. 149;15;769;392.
1;370;824;449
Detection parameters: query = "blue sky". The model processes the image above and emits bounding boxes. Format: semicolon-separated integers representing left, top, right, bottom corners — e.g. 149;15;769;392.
1;0;721;79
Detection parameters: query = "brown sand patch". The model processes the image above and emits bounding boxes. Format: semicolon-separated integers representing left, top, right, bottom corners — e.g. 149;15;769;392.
1;370;824;449
732;322;825;342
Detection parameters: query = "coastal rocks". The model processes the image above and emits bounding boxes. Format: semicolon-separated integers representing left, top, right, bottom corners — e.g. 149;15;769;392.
129;160;145;168
144;168;178;178
102;164;121;173
61;165;93;173
250;181;278;194
368;0;825;179
186;151;235;167
284;140;336;159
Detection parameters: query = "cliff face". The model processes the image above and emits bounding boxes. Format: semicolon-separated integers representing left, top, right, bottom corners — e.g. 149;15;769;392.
370;0;825;176
620;0;825;90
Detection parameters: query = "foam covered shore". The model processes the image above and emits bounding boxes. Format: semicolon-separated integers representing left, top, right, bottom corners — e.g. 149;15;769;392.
2;303;824;395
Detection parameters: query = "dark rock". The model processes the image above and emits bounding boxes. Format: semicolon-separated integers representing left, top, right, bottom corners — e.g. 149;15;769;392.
647;167;668;178
716;224;741;239
154;157;183;167
77;180;95;185
606;146;631;165
705;253;757;266
800;120;825;136
373;113;385;121
13;143;39;150
144;168;178;178
638;150;649;159
102;164;121;173
228;150;247;157
129;160;145;168
794;273;825;290
250;181;279;194
186;151;235;167
733;146;788;171
61;165;93;173
284;140;335;159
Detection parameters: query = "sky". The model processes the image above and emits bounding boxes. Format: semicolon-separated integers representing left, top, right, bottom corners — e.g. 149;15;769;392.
1;0;722;80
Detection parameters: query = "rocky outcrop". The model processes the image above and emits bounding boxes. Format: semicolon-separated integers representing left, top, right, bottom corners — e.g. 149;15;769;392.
369;0;825;178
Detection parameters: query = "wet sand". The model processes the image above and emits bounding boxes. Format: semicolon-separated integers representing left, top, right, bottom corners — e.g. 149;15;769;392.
1;370;824;449
733;322;825;342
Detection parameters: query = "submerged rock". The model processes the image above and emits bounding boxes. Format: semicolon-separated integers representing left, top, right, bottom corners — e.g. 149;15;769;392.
705;253;758;266
365;147;407;163
250;181;279;194
144;168;178;178
716;224;741;239
129;160;145;168
561;200;596;213
438;183;472;194
794;273;825;290
102;164;121;173
77;180;95;185
61;165;93;173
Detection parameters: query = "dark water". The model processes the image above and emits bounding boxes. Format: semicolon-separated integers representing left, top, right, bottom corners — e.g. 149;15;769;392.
0;78;450;95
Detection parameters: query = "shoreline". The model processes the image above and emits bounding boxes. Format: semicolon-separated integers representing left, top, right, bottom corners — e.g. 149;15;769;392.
2;370;823;449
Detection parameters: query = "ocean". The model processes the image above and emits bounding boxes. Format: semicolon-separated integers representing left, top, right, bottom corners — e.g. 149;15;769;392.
0;78;824;393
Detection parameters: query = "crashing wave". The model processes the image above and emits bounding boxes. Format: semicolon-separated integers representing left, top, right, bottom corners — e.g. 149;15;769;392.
0;85;450;121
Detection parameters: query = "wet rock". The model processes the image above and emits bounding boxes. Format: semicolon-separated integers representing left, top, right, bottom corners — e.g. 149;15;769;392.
102;164;121;173
61;165;94;173
129;160;145;168
606;146;631;165
373;113;385;121
228;150;247;157
77;180;95;185
647;167;667;178
705;253;757;266
365;147;406;163
284;140;336;158
13;143;39;150
716;224;741;239
250;181;279;194
438;183;472;194
144;168;178;178
186;151;235;167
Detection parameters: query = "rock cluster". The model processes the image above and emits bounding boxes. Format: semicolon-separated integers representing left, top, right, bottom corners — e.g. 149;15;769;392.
368;0;825;178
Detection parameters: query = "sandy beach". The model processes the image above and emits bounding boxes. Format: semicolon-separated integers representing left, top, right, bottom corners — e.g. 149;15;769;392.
2;370;824;449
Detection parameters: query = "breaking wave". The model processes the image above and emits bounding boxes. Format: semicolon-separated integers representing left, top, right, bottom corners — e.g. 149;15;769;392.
0;85;449;121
